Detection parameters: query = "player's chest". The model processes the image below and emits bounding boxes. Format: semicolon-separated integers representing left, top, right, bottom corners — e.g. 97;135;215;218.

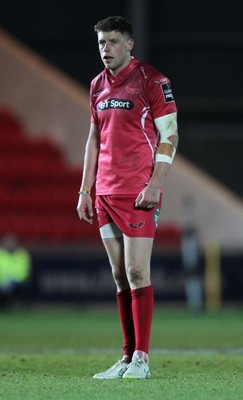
95;83;147;118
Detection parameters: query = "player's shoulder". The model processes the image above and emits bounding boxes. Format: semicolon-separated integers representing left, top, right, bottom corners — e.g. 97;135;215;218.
90;71;109;99
90;70;106;90
137;61;170;84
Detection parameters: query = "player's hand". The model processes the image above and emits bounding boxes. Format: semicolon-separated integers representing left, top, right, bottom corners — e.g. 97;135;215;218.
135;186;160;209
77;194;94;224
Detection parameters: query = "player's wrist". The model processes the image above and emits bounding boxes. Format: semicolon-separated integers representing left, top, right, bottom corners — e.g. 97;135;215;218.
78;186;91;195
146;182;161;192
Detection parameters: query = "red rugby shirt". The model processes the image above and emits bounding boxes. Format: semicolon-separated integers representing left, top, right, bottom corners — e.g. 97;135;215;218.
90;58;177;195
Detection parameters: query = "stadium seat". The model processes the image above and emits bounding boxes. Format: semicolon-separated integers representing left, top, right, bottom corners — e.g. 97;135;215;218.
0;107;87;244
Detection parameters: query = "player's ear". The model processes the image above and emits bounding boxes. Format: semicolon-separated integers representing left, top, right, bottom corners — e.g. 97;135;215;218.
127;38;134;51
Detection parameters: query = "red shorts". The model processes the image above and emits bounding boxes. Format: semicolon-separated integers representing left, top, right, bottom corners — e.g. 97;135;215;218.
95;194;162;238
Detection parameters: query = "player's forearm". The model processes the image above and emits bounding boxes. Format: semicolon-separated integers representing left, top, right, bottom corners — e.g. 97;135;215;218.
80;161;97;193
148;161;171;191
81;155;98;193
80;128;99;192
149;138;178;190
149;112;178;190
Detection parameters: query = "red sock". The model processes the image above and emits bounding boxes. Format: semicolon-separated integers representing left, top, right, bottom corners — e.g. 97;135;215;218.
116;289;135;357
131;285;154;354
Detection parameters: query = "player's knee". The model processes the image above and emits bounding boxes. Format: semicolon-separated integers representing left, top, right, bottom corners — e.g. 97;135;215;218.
126;266;143;286
112;268;128;287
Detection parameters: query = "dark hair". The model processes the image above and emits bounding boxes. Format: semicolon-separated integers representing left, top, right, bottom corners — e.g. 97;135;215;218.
94;16;133;38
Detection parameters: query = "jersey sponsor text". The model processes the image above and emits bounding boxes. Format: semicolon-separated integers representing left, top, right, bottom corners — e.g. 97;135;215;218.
98;98;134;111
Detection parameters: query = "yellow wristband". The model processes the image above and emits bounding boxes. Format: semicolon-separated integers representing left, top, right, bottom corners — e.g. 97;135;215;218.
78;190;90;195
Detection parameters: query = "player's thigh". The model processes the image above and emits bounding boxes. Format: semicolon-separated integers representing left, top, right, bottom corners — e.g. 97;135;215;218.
123;236;154;270
102;235;125;272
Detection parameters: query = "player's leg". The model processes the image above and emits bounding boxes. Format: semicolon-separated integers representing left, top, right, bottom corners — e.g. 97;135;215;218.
123;236;154;379
101;234;128;292
102;233;135;358
93;223;134;379
123;236;153;290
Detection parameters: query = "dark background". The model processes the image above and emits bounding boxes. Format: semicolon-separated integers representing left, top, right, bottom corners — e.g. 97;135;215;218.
1;0;243;196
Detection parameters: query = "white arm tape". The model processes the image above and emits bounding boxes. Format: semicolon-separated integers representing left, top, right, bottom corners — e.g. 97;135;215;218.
155;153;174;164
154;112;178;145
154;112;178;163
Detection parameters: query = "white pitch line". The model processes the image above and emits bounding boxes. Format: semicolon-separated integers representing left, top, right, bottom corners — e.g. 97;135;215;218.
1;347;243;355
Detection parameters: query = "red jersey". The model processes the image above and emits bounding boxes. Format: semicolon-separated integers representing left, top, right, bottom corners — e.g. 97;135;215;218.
90;58;177;195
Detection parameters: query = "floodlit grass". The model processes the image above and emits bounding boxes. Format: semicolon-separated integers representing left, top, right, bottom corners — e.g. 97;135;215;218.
0;308;243;399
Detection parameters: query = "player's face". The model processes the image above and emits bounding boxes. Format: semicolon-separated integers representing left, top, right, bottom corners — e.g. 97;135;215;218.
97;30;134;76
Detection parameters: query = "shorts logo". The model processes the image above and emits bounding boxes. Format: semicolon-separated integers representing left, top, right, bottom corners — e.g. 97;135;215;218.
128;221;145;229
98;98;134;111
161;83;174;103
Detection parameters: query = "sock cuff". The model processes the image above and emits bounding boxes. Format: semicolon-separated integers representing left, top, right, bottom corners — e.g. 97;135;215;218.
116;288;131;300
131;285;154;298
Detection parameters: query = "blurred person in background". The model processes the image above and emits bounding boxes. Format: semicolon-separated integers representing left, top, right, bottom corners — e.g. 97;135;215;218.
77;16;178;379
0;233;31;310
181;197;203;314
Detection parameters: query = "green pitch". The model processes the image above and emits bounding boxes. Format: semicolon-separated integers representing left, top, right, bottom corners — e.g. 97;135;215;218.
0;307;243;400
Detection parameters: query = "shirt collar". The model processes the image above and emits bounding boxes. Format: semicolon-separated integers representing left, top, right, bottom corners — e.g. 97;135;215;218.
105;57;140;85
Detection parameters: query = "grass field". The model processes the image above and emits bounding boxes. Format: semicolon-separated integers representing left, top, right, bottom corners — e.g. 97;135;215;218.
0;306;243;399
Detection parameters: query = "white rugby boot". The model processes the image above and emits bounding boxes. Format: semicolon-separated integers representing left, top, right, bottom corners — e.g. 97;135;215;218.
123;350;150;379
93;359;129;379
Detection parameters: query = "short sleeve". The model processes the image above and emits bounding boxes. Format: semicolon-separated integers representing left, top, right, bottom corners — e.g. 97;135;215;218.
147;75;177;119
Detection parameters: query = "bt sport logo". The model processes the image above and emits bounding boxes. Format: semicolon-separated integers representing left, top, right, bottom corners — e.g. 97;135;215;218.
98;98;134;111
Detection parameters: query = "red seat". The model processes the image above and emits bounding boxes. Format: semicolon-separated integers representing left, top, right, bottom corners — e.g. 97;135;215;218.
0;108;98;244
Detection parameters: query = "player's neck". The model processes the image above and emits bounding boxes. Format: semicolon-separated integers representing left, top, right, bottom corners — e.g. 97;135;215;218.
109;56;133;77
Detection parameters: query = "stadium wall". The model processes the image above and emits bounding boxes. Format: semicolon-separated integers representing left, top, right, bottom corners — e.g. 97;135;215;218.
0;28;90;165
28;247;243;306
